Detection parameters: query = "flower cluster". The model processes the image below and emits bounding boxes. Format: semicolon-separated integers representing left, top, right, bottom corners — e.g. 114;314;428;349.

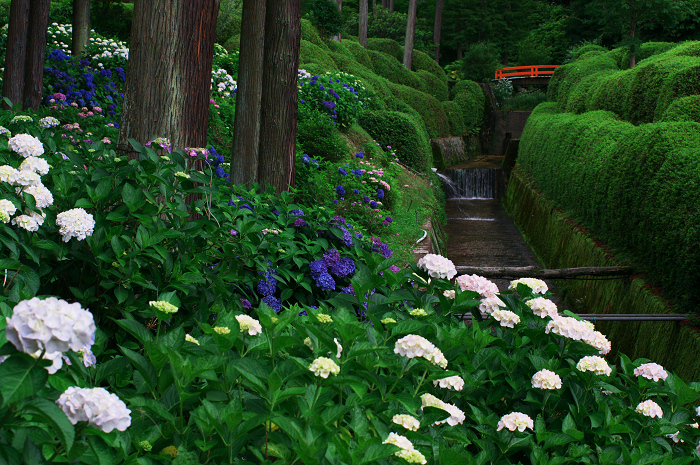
309;248;356;292
56;208;95;242
546;317;611;354
417;254;457;280
392;414;420;431
420;393;465;426
479;295;505;314
636;400;663;418
531;369;562;390
526;297;558;319
149;301;178;314
235;314;262;336
633;362;668;382
491;309;520;328
383;433;427;464
56;386;131;432
394;335;448;368
5;297;95;373
509;278;548;295
576;356;612;376
455;274;498;298
433;375;465;391
497;412;534;432
8;133;44;158
309;356;340;378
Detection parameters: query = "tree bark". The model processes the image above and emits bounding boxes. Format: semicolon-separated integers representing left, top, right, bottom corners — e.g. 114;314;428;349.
257;0;300;193
403;0;417;69
389;0;394;13
117;0;220;156
231;0;266;187
2;0;30;109
433;0;442;64
23;0;50;110
332;0;342;41
72;0;91;58
359;0;368;47
381;0;388;9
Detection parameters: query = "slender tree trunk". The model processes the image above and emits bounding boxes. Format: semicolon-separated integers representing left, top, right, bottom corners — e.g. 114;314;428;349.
389;0;394;13
23;0;50;110
359;0;368;47
433;0;442;64
257;0;300;193
381;0;387;9
332;0;341;41
372;0;376;15
629;19;637;68
3;0;30;109
118;0;220;157
72;0;91;58
231;0;266;186
403;0;417;69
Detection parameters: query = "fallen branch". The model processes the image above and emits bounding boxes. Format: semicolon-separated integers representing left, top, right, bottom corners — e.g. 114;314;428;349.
454;266;633;278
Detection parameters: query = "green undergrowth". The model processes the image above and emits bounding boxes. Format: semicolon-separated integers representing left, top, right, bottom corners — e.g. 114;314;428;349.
503;171;700;382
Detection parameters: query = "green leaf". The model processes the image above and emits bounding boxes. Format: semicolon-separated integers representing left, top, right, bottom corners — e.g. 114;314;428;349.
0;443;21;465
121;183;141;212
21;437;45;465
23;397;75;454
0;354;48;407
120;346;157;392
358;444;399;465
114;319;154;344
32;240;59;250
543;433;576;450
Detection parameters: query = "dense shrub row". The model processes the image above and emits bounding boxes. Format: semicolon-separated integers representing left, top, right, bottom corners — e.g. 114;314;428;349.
548;42;700;125
359;110;432;171
517;103;700;313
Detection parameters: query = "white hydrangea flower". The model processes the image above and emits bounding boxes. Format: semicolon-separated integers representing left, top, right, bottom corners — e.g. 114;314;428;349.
10;115;33;124
11;214;39;231
442;289;455;299
14;169;42;187
545;316;591;341
149;300;178;314
420;393;465;426
383;432;414;451
334;338;342;358
23;184;53;208
455;274;499;298
531;369;562;390
8;133;44;158
633;362;668;382
0;199;17;223
636;400;663;419
381;317;397;324
509;278;548;295
666;431;683;443
0;165;19;184
235;314;262;336
316;313;332;323
0;126;11;137
19;156;50;175
394;335;448;368
28;210;46;227
696;406;700;417
497;412;534;432
526;297;558;319
383;433;426;463
582;330;611;355
185;334;200;345
491;309;520;328
57;386;131;432
213;326;230;335
5;297;95;356
433;375;465;391
479;295;505;314
576;356;612;376
392;414;420;431
417;254;457;280
309;356;340;378
409;308;428;317
56;208;95;241
39;116;60;128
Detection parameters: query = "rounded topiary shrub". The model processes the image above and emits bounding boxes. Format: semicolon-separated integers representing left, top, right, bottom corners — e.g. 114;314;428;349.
416;70;449;102
342;39;375;71
451;82;485;135
366;49;422;90
660;95;700;122
300;40;338;70
441;101;466;136
366;37;403;62
301;18;328;50
359;110;432;171
388;83;450;139
411;49;446;83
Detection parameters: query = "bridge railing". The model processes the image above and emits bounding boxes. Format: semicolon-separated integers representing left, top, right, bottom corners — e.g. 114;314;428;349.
494;65;560;80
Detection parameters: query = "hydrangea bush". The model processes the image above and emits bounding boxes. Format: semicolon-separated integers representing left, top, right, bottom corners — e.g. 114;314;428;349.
298;70;373;127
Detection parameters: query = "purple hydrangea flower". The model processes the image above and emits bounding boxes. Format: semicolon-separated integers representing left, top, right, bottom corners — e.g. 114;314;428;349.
336;185;345;196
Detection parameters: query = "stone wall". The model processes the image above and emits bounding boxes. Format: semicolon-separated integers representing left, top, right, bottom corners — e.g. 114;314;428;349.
489;110;531;155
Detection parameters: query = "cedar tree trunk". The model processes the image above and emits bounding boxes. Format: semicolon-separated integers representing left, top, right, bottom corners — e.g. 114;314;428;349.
257;0;301;193
117;0;220;156
72;0;91;58
433;0;442;64
389;0;394;13
3;0;30;108
332;0;342;41
359;0;368;47
403;0;417;69
231;0;266;186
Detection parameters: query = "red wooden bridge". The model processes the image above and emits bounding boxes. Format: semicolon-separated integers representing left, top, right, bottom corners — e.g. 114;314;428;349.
494;65;560;85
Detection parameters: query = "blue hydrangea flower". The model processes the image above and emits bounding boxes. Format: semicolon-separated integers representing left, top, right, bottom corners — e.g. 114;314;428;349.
355;152;364;159
376;189;385;200
262;295;283;313
338;168;347;176
352;189;359;195
336;185;345;196
369;200;377;208
363;196;371;204
385;216;393;223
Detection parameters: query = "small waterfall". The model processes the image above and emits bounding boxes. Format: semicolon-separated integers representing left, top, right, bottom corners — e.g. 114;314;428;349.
440;168;503;199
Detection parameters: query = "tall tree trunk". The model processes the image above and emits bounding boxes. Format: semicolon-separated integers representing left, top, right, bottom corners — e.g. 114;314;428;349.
257;0;300;193
381;0;387;9
23;0;50;110
372;0;376;15
231;0;266;187
359;0;368;47
332;0;342;41
3;0;30;109
389;0;394;13
72;0;91;58
403;0;417;69
117;0;220;157
629;19;637;68
433;0;442;64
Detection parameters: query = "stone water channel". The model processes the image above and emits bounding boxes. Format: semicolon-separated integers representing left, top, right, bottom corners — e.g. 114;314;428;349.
438;156;560;301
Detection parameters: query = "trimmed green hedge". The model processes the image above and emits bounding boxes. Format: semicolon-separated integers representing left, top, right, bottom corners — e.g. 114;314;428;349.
416;70;449;102
441;101;466;136
301;18;329;50
411;49;446;83
518;104;700;314
366;37;403;62
366;50;422;90
358;110;432;171
660;95;700;122
341;40;376;71
300;40;338;70
451;80;485;135
327;52;393;109
388;82;450;138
